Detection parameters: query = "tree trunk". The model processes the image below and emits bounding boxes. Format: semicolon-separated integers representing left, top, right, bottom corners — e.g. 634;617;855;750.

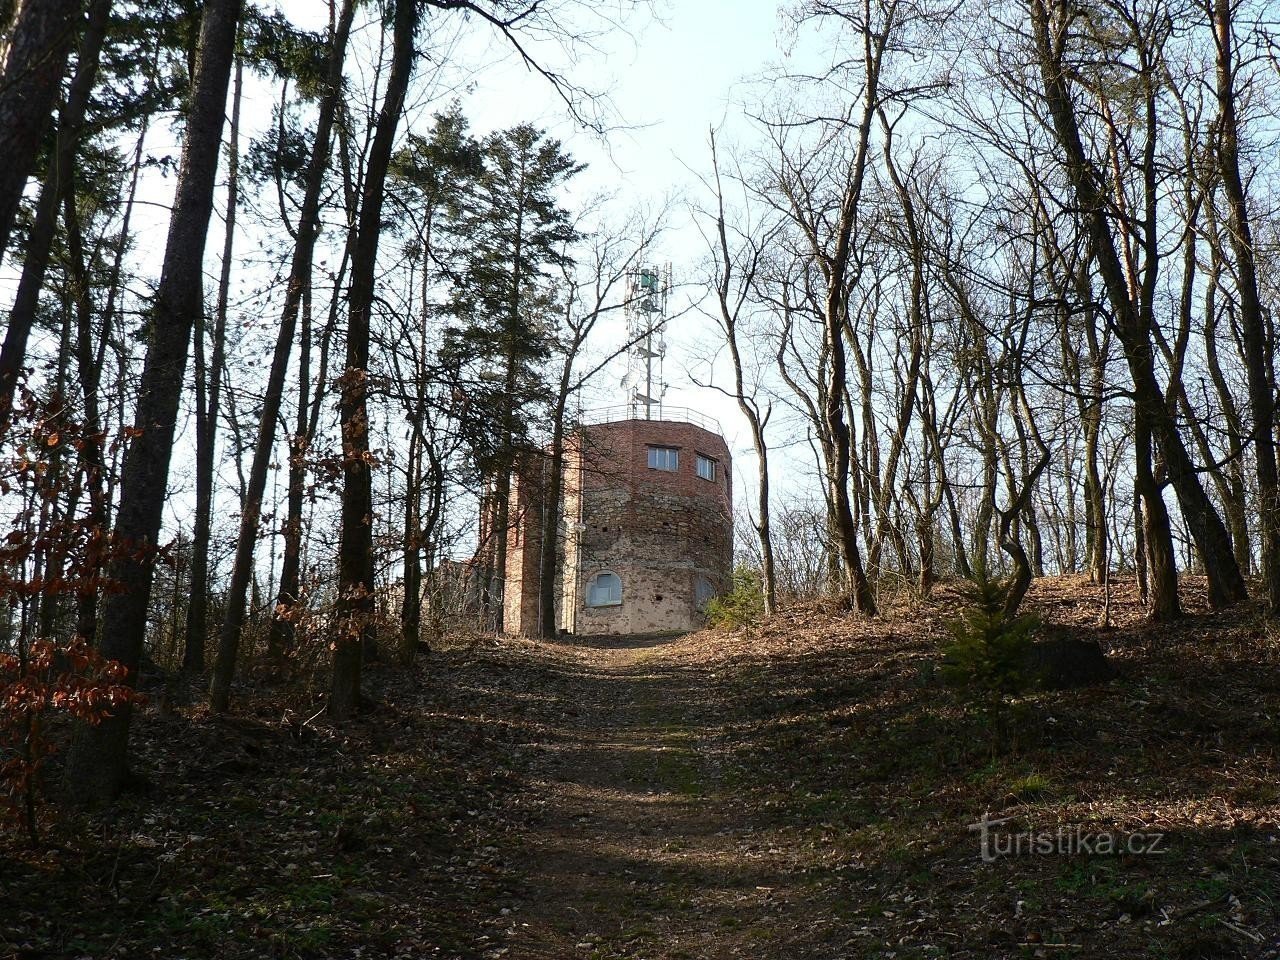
827;397;877;614
1082;368;1107;582
871;120;925;589
17;0;109;638
0;0;106;436
401;428;424;657
538;404;568;639
63;0;242;805
209;0;355;712
0;0;82;268
705;144;778;614
1202;286;1251;575
942;473;971;578
185;51;242;674
331;0;418;720
1135;407;1180;620
753;424;778;614
68;126;146;644
270;235;345;662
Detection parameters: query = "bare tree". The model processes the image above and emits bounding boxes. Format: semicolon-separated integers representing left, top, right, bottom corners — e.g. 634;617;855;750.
1210;0;1280;615
1026;0;1246;615
209;0;355;712
696;130;780;613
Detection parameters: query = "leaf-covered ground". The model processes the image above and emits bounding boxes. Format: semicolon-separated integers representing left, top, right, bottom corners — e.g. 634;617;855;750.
5;574;1280;959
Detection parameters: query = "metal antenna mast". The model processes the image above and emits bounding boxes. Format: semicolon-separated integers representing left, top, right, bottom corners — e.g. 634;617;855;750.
622;263;671;419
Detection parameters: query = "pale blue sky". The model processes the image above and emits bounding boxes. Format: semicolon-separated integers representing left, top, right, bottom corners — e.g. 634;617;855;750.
272;0;796;481
442;0;798;493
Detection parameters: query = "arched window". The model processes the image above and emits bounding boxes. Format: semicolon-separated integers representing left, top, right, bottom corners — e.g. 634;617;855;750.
587;571;623;607
695;576;717;611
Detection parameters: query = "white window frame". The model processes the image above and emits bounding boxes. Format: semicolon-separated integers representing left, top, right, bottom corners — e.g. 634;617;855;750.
586;571;623;607
696;453;716;481
647;446;679;472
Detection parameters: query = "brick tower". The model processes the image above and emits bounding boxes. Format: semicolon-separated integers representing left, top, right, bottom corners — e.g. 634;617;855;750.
502;409;733;636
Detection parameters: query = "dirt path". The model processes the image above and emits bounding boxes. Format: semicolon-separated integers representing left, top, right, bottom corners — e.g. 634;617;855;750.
474;634;801;960
12;577;1278;960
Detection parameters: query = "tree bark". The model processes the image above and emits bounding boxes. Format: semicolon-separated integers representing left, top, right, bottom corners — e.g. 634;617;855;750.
538;410;567;639
0;0;82;269
1135;406;1180;620
63;0;243;805
331;0;418;719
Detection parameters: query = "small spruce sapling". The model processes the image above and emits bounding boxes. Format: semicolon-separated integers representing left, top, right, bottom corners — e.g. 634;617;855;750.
940;568;1039;748
705;566;766;632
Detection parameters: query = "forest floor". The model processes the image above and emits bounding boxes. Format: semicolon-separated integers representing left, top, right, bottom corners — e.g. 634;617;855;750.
5;575;1280;959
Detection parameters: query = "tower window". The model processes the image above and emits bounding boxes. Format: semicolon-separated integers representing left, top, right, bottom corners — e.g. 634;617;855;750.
647;446;679;472
696;454;717;481
586;571;622;607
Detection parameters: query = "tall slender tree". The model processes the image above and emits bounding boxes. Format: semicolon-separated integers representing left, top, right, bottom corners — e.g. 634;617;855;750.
185;50;243;674
331;0;420;719
63;0;243;804
700;131;779;614
209;0;356;711
440;124;582;634
384;104;482;658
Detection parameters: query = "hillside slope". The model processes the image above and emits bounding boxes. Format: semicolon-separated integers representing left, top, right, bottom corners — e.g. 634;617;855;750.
4;575;1279;959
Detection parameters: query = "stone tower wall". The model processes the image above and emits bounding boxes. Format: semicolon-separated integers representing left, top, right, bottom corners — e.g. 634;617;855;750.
564;419;733;635
503;417;734;637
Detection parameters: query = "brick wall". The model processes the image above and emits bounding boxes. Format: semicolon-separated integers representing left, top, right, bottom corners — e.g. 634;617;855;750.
565;419;733;635
505;417;734;637
502;461;545;635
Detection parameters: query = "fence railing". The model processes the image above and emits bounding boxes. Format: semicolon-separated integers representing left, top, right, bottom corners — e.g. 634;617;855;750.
577;404;723;435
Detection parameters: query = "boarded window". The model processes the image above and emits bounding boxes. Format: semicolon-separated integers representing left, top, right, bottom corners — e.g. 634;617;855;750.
695;576;717;611
587;572;622;607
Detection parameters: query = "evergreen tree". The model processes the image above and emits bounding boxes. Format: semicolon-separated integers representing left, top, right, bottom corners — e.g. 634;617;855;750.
64;0;244;804
440;124;582;631
940;570;1040;698
386;103;483;657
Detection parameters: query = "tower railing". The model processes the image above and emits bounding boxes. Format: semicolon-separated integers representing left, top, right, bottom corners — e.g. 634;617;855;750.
577;404;723;436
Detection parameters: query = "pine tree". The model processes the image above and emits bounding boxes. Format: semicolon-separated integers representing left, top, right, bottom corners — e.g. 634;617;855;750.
940;568;1040;753
440;124;582;632
940;569;1039;698
64;0;244;804
387;104;483;659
